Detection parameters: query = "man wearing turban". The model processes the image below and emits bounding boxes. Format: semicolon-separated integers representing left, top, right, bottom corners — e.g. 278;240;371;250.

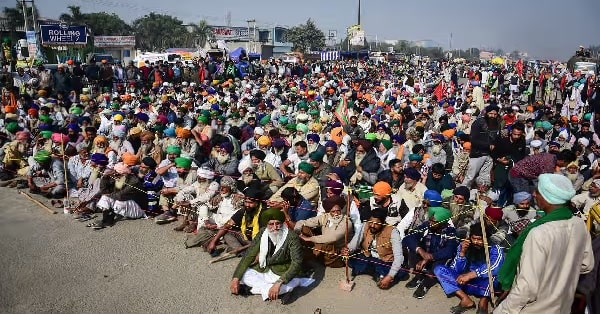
27;150;67;201
269;161;321;208
89;162;147;229
175;127;200;163
109;124;134;160
341;139;381;186
248;149;284;197
0;130;30;182
231;207;312;301
170;167;219;233
496;174;593;314
200;141;238;177
72;153;110;219
135;130;163;166
154;155;198;225
403;206;459;299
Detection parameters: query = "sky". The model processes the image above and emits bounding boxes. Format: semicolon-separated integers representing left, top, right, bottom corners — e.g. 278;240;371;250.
22;0;600;60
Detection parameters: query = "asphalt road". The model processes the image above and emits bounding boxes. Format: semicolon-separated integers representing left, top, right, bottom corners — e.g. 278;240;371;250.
0;187;456;314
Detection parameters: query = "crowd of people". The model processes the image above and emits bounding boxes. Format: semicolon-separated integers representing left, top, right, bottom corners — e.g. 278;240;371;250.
0;53;598;313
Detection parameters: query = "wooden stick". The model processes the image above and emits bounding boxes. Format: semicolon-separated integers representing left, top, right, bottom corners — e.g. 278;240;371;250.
19;191;57;214
478;203;496;306
209;244;251;264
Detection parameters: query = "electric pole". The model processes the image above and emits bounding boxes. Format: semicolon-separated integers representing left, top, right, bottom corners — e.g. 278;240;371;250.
357;0;361;25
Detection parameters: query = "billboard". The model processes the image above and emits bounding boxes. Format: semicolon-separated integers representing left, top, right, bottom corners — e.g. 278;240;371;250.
210;26;250;41
40;24;87;45
348;25;365;46
94;36;136;48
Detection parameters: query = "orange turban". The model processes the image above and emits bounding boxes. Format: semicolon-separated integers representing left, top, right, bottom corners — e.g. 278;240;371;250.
330;127;346;145
442;129;456;139
176;127;192;139
93;135;108;146
140;130;155;141
5;106;17;114
122;152;139;166
373;182;392;197
463;142;472;150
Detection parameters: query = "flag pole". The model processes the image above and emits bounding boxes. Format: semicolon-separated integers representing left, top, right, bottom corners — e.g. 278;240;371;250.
478;202;497;307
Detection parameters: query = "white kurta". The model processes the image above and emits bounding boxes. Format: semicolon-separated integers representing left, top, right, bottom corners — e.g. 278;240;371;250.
494;217;594;314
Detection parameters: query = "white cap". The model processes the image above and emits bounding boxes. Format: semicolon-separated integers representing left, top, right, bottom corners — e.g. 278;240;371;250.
578;137;590;147
530;140;542;148
254;127;265;135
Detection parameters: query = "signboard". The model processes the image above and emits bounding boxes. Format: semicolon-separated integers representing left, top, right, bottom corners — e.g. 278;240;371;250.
94;36;136;48
348;25;365;46
40;24;87;45
210;26;250;41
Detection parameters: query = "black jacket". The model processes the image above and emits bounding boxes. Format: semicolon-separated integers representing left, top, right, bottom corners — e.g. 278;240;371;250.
469;117;500;158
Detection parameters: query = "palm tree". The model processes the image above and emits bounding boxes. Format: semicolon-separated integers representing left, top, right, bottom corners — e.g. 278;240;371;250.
59;6;85;25
190;20;214;48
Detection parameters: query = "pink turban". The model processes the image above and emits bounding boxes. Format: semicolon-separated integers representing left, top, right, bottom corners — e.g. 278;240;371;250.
51;133;69;145
113;162;131;175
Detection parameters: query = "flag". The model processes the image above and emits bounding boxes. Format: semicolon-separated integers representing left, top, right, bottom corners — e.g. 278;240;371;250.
434;80;445;101
525;77;534;96
334;97;349;126
516;59;523;77
491;77;498;92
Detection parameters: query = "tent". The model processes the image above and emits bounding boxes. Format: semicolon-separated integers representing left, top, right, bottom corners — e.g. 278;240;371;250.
229;47;247;62
491;57;504;65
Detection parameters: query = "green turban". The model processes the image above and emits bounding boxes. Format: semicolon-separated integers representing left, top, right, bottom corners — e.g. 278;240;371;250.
197;115;209;124
534;121;543;129
39;130;53;139
584;113;592;121
217;115;226;122
279;117;289;125
309;109;319;116
39;115;53;124
153;124;166;133
428;206;452;223
5;122;19;133
380;139;393;150
286;123;297;131
260;115;271;126
166;146;182;155
296;123;309;134
365;133;377;141
174;157;192;169
298;102;309;111
298;161;314;175
309;150;325;162
259;208;286;226
34;150;52;163
230;112;241;119
541;121;552;131
409;154;423;162
324;104;332;110
70;107;83;115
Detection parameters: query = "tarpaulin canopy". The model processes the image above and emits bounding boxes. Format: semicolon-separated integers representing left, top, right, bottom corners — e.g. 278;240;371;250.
229;47;247;62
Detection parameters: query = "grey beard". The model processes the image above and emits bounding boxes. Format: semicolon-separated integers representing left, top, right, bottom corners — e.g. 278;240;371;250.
242;174;254;184
329;214;344;224
115;176;126;189
566;172;579;182
139;144;152;155
296;177;307;185
268;229;282;244
216;154;230;164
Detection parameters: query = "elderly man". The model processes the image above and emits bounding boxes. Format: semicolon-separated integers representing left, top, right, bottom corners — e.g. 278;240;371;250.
572;178;600;230
184;176;245;249
201;141;238;177
155;154;198;224
403;207;459;299
502;192;536;238
0;130;30;182
435;224;505;314
67;146;92;198
171;167;219;232
343;208;408;289
72;153;109;219
395;167;428;237
27;150;66;201
231;208;313;301
90;163;147;230
295;195;351;268
496;173;594;313
136;130;163;165
109;124;135;159
342;139;381;186
249;149;284;197
269;161;320;207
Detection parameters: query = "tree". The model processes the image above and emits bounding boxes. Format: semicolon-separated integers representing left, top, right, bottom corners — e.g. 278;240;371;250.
85;12;131;36
59;6;85;25
189;19;214;48
285;19;325;52
132;13;188;51
1;1;38;42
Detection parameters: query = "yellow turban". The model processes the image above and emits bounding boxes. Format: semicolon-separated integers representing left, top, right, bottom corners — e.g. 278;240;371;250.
257;136;271;147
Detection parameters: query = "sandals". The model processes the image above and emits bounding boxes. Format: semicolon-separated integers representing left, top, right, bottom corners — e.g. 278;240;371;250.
51;200;64;208
450;303;476;314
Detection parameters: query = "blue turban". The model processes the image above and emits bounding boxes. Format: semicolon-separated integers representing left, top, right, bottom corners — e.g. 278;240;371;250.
537;173;576;205
424;190;443;207
324;140;338;150
307;133;320;143
513;192;531;204
392;135;406;144
67;123;81;133
404;167;421;181
38;124;52;131
78;116;91;125
90;153;109;166
135;112;149;122
164;127;176;138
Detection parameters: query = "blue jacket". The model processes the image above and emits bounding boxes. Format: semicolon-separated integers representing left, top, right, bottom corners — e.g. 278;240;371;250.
450;243;505;278
403;222;459;261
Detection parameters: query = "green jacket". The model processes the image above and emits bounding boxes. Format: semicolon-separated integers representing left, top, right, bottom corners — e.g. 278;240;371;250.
232;227;303;284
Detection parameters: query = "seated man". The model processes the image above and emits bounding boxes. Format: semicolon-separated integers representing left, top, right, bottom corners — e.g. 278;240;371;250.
231;208;313;301
90;163;147;229
201;141;239;177
403;207;459;299
72;153;109;219
269;161;320;207
172;167;219;232
434;224;504;314
249;149;284;197
184;176;245;249
27;150;66;200
294;195;351;268
154;154;197;224
67;146;92;199
343;208;409;290
206;187;266;256
0;130;30;182
139;157;164;215
279;187;317;228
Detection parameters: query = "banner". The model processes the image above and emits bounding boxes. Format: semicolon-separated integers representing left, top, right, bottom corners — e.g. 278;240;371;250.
334;97;349;126
40;24;87;45
94;36;135;48
25;31;36;44
349;30;365;46
210;26;250;41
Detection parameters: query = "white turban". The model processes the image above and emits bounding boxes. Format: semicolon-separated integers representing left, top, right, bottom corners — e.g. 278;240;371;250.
537;173;576;205
558;130;569;139
530;140;543;148
197;168;215;180
578;137;590;147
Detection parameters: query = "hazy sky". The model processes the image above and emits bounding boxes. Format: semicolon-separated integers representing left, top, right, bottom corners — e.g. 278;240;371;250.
26;0;600;60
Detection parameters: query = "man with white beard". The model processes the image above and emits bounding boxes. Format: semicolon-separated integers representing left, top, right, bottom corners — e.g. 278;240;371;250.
269;162;321;207
109;124;135;159
135;130;163;166
201;141;239;177
231;208;312;301
171;168;220;232
571;179;600;231
249;150;284;197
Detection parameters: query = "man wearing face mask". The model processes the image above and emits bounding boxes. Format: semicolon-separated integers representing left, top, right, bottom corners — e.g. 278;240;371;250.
294;195;351;268
249;149;284;197
427;135;448;167
171;167;219;232
135;130;163;166
201;141;238;177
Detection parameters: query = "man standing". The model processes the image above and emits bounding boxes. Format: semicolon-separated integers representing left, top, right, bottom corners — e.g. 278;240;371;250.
462;105;501;188
495;174;594;313
231;208;312;301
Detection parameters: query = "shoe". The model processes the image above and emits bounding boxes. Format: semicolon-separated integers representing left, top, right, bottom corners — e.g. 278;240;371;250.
405;276;422;290
155;212;177;224
413;284;429;299
450;303;476;314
